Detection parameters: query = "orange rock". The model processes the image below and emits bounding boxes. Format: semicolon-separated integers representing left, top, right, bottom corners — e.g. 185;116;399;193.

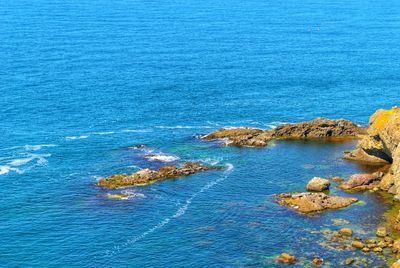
276;252;297;264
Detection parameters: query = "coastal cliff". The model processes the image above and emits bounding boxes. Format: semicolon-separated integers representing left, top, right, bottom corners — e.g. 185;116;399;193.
344;107;400;200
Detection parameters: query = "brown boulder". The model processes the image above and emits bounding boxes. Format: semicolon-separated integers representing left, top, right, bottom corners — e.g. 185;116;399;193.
276;192;358;213
339;173;380;190
306;177;330;192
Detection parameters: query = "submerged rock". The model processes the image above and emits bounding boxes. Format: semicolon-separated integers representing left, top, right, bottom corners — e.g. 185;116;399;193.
307;177;330;192
276;252;297;264
106;193;129;200
276;192;358;213
97;162;223;189
343;258;354;265
201;118;365;147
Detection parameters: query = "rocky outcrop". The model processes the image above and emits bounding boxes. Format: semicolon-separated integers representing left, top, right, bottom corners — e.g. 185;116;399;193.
276;192;358;213
97;162;223;189
339;173;382;191
343;107;400;199
270;118;365;139
201;118;365;147
306;177;330;192
201;127;270;147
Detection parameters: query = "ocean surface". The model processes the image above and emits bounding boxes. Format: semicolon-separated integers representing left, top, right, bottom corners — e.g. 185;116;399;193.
1;0;400;267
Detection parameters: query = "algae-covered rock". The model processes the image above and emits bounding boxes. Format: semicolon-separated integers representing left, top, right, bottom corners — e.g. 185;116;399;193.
343;258;354;265
106;193;129;200
202;118;364;147
97;162;223;189
276;192;358;213
307;177;330;192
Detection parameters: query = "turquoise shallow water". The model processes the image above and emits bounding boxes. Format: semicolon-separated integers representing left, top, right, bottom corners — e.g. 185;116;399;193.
1;0;400;267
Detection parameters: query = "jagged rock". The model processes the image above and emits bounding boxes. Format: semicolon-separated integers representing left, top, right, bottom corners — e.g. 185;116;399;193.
97;162;223;189
307;177;330;192
339;173;380;190
202;118;365;147
276;252;297;264
276;192;358;213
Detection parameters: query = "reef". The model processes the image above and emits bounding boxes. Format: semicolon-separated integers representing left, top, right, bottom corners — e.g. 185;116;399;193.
201;118;365;147
275;192;358;213
97;162;223;189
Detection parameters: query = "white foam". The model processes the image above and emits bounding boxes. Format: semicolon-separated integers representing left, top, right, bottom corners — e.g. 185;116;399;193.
198;157;223;166
66;135;89;140
121;129;151;133
9;157;35;166
121;190;146;199
0;166;10;175
24;144;57;151
155;125;213;129
91;131;115;135
144;154;180;162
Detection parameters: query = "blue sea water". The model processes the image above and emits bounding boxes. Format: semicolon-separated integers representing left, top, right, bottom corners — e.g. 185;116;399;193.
1;0;400;267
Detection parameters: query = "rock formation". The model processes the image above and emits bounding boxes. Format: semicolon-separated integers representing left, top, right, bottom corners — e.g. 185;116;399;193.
97;162;223;189
339;173;382;191
202;118;365;147
275;192;358;213
343;107;400;199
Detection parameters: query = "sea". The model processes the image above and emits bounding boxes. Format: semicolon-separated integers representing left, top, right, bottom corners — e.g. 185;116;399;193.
1;0;400;267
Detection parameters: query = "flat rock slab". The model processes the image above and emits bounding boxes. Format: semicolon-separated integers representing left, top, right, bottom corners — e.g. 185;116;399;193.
276;192;358;213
